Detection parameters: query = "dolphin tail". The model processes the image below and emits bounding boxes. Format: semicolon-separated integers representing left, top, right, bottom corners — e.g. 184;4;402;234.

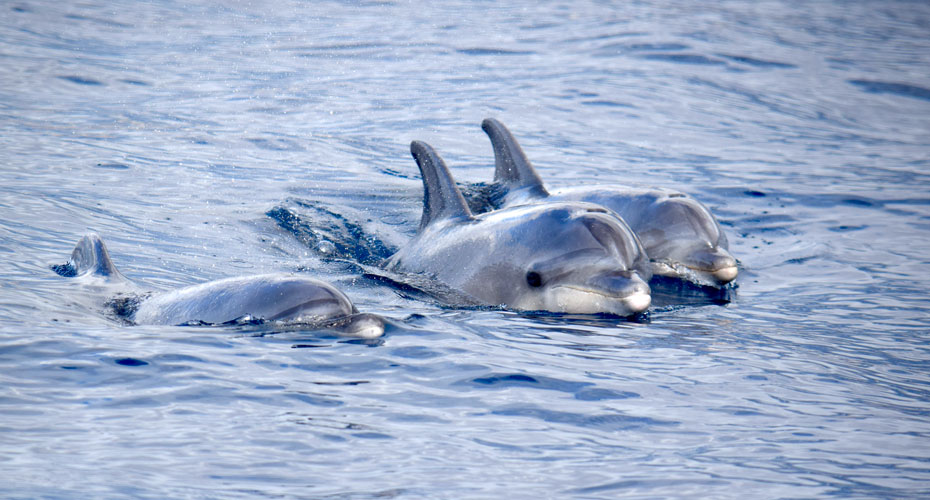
410;141;474;231
480;118;548;197
53;233;127;281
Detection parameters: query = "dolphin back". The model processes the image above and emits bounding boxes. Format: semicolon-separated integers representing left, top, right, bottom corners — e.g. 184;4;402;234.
54;233;126;281
410;140;473;231
131;274;361;327
481;118;548;198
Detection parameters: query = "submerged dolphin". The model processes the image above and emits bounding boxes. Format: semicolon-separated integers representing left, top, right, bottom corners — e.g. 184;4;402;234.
56;234;384;338
481;118;738;286
385;141;652;316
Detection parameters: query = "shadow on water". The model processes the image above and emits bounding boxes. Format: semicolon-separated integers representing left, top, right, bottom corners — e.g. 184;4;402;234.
508;309;652;326
649;276;736;310
848;79;930;101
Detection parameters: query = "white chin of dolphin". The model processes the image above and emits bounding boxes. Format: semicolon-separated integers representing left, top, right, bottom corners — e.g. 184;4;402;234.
527;286;651;316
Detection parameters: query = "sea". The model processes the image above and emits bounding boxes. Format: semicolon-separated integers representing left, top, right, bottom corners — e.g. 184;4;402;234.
1;1;929;498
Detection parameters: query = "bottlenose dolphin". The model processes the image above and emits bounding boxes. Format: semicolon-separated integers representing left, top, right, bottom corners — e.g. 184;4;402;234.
56;234;384;338
481;118;738;287
385;141;652;316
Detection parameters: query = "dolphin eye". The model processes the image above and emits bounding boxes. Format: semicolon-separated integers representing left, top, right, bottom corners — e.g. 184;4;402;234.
526;271;542;288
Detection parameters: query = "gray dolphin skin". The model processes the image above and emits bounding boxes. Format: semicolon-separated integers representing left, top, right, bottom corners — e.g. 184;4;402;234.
385;141;652;316
60;234;384;338
481;118;738;287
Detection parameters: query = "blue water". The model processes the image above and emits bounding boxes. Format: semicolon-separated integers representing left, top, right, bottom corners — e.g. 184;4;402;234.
2;0;930;498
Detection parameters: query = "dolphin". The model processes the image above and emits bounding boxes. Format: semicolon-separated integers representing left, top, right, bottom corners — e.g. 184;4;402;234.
481;118;738;287
385;140;652;316
56;233;384;338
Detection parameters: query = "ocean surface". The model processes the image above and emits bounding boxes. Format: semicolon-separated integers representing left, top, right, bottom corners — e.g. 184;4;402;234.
2;0;929;498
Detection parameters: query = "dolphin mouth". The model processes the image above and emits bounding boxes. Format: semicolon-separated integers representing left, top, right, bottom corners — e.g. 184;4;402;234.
690;248;738;285
654;262;739;286
652;248;739;286
551;285;651;316
681;263;738;285
548;270;653;316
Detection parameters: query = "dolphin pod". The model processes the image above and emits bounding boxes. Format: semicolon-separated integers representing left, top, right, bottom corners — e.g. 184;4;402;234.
481;118;738;287
56;118;738;327
385;141;652;316
57;233;384;338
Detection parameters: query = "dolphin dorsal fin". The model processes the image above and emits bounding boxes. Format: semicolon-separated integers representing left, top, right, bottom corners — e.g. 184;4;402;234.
410;141;474;231
67;233;126;280
481;118;548;198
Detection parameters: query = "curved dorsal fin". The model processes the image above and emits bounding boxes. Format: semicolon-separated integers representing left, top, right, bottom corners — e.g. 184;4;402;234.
410;140;473;231
481;118;548;197
67;233;126;280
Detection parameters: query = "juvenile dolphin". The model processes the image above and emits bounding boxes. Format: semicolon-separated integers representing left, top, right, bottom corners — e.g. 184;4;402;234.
481;118;738;287
56;234;384;338
385;141;652;316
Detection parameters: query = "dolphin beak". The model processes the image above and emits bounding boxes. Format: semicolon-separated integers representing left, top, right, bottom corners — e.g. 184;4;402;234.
686;248;738;285
711;264;738;284
332;313;385;339
622;288;652;313
585;271;652;314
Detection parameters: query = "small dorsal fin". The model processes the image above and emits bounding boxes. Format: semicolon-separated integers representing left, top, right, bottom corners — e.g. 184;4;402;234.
410;141;474;231
481;118;548;197
63;233;127;280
